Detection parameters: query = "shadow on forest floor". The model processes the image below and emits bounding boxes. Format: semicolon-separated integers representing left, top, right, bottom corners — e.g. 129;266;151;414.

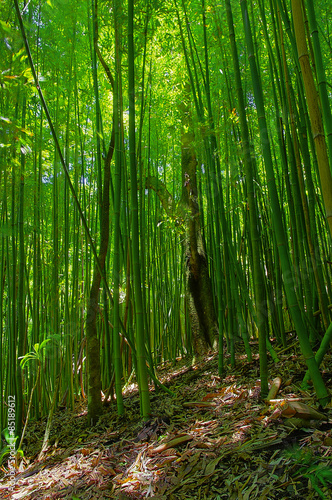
1;343;332;499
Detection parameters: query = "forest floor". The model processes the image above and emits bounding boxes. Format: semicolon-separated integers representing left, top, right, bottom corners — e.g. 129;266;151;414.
1;341;332;499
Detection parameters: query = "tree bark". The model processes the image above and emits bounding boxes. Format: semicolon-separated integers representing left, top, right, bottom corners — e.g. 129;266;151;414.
86;134;113;425
146;126;218;358
181;129;218;357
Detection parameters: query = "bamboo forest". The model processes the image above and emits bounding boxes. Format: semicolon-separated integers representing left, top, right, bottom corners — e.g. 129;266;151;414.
1;0;332;498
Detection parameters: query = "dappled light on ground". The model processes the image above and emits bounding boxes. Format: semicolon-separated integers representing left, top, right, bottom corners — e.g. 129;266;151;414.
1;349;332;499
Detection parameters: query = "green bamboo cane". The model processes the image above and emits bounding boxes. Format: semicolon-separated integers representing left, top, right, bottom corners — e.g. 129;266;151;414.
84;0;109;424
52;76;61;411
13;0;135;422
291;0;332;239
292;63;332;323
181;0;240;366
271;0;330;331
138;11;157;380
225;0;268;396
201;0;227;373
305;0;332;171
91;0;103;223
0;225;4;432
16;92;26;438
303;319;332;384
8;163;17;404
266;23;314;324
2;115;15;424
93;0;116;390
12;0;116;319
71;55;82;406
272;0;331;333
271;0;327;340
112;0;124;415
31;103;43;415
63;16;76;411
128;0;150;419
240;0;329;406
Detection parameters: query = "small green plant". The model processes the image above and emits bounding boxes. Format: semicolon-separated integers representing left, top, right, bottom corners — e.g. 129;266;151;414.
0;428;24;464
284;445;332;499
18;339;51;451
19;339;51;369
296;458;332;499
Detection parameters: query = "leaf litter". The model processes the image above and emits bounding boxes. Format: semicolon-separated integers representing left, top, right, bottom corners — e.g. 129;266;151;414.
1;346;332;499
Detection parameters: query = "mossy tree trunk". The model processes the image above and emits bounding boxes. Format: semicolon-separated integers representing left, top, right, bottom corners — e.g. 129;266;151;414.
146;111;218;358
86;139;113;425
181;128;218;357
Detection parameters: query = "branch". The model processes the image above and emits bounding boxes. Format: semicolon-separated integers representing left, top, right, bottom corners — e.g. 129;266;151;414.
145;176;178;217
94;0;115;90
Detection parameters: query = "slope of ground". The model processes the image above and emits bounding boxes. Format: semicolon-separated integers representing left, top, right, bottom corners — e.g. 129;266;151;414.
1;344;332;499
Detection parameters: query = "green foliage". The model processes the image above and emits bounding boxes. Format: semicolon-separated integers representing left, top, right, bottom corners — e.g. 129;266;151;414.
284;446;332;499
0;428;24;464
19;339;51;369
0;0;331;428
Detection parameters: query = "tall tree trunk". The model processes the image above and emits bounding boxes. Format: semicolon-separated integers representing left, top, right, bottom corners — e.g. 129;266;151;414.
146;95;219;358
86;134;113;425
181;127;218;357
86;0;115;424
